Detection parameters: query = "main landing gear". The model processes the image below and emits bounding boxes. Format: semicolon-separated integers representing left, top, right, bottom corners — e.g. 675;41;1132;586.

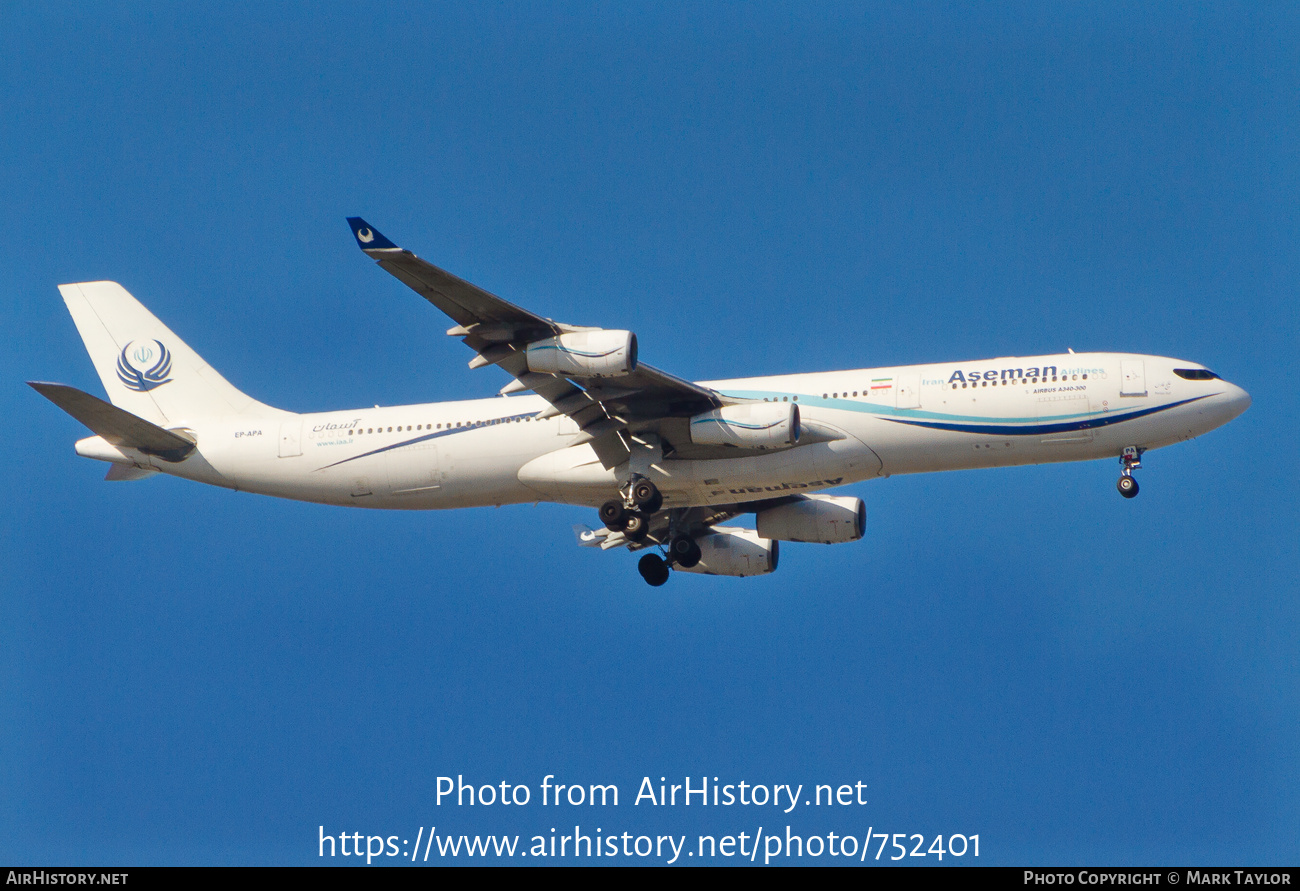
630;477;663;514
638;554;670;586
1117;446;1144;499
599;500;651;542
598;477;699;587
636;536;701;587
668;534;702;568
599;476;664;544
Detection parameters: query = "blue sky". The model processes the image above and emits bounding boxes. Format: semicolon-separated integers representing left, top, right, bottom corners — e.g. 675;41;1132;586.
3;2;1297;865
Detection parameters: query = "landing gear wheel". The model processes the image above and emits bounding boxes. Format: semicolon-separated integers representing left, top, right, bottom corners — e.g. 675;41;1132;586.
631;479;663;514
1117;446;1143;499
599;499;629;531
623;511;650;542
638;554;670;587
669;535;702;568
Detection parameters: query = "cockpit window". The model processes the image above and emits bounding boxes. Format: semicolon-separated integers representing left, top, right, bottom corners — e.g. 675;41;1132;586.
1174;368;1220;381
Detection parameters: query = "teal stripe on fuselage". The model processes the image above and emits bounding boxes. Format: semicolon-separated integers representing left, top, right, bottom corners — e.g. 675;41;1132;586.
720;390;1213;430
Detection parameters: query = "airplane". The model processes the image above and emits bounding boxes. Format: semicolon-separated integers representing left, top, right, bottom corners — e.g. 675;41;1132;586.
31;218;1251;586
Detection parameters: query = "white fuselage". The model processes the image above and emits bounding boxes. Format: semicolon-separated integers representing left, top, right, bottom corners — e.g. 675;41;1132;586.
103;352;1249;511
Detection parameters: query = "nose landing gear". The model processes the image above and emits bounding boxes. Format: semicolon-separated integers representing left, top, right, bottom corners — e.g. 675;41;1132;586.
1117;446;1144;498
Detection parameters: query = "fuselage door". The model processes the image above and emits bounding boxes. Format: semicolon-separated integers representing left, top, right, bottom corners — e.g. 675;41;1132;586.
895;374;921;410
278;418;302;457
1120;360;1147;397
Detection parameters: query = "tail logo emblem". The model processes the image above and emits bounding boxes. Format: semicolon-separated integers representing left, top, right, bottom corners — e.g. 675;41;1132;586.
116;339;174;392
357;228;374;243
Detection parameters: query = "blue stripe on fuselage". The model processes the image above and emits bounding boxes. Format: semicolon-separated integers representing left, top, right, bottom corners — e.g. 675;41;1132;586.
315;412;539;471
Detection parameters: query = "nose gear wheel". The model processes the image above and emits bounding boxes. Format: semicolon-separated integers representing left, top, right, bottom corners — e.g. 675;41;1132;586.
1117;446;1144;499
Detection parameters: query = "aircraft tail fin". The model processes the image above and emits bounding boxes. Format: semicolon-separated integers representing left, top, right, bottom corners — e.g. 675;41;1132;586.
57;281;280;425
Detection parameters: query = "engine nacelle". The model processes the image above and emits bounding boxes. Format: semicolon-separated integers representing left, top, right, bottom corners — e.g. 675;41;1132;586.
525;330;638;378
673;527;779;577
756;494;865;544
689;403;800;449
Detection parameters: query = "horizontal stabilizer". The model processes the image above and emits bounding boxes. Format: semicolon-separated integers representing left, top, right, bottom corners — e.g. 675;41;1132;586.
29;382;196;462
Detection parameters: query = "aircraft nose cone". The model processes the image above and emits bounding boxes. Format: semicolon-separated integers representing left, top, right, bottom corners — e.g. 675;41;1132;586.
1223;382;1251;420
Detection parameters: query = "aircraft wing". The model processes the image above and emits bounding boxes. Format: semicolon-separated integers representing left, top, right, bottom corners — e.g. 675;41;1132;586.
347;218;730;467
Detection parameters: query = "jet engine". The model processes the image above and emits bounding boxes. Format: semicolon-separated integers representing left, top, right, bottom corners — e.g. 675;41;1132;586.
756;494;865;544
673;527;779;577
689;403;800;449
525;330;637;378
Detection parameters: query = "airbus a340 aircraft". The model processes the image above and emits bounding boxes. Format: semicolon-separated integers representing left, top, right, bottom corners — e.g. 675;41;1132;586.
32;219;1250;586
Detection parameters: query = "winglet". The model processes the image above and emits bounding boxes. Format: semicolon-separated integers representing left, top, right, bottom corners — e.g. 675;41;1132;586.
573;524;606;548
346;217;400;252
